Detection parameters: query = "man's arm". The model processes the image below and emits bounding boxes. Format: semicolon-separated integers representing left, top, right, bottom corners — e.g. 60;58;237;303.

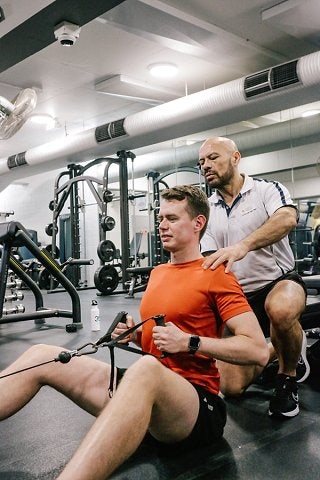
153;312;269;367
202;206;297;272
198;312;268;366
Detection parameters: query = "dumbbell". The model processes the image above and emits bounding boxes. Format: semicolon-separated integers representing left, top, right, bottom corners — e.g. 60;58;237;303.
3;304;25;315
4;291;24;302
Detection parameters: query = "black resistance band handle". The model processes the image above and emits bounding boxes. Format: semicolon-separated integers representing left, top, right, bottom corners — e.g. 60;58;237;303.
153;314;166;327
153;314;169;357
95;311;128;346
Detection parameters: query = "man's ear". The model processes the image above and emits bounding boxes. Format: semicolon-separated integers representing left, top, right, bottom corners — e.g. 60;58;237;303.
194;214;207;233
232;151;241;166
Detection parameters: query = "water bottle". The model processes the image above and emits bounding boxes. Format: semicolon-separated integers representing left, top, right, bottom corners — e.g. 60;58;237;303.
90;299;100;331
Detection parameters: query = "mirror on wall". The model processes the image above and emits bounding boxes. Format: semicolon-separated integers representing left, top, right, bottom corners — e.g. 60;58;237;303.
290;198;320;277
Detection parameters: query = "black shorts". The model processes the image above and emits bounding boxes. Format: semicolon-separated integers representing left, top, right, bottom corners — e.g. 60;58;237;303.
116;368;226;454
245;270;307;337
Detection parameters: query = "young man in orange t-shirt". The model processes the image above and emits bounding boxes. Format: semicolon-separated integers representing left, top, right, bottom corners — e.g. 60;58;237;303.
0;185;268;480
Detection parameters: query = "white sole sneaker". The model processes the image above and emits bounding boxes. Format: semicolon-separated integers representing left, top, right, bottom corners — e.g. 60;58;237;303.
296;330;310;383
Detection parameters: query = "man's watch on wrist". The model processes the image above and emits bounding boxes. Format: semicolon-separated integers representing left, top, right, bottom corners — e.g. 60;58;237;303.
188;335;200;354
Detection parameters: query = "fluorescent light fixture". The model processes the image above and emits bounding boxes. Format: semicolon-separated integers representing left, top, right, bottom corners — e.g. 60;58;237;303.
95;74;181;103
29;114;56;129
301;109;320;118
148;63;178;78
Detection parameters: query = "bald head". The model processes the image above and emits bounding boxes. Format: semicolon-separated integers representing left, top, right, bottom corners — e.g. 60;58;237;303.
200;137;239;156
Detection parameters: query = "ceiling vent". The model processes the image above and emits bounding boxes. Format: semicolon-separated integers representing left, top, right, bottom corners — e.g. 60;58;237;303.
95;118;127;143
244;59;300;99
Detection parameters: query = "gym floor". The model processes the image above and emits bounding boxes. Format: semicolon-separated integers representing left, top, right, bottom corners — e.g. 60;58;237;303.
1;288;320;480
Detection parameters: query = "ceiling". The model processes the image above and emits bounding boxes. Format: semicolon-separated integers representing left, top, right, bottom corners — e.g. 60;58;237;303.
0;0;320;187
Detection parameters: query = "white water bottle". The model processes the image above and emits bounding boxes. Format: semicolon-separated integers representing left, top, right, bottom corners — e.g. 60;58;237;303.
90;299;100;331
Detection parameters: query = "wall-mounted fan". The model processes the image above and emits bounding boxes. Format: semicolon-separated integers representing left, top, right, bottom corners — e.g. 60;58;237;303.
0;88;37;140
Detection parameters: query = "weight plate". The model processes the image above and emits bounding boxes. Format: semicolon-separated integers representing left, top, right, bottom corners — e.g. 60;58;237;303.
101;216;116;232
45;223;58;236
103;189;114;203
44;244;60;259
97;239;116;263
38;269;59;290
94;265;119;294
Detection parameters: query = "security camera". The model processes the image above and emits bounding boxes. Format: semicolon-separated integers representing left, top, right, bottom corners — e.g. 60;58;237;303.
54;21;81;46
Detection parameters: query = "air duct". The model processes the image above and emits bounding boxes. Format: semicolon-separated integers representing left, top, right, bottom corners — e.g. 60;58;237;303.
0;51;320;189
106;113;320;183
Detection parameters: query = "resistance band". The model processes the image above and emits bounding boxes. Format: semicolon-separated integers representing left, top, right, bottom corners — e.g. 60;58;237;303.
0;311;167;398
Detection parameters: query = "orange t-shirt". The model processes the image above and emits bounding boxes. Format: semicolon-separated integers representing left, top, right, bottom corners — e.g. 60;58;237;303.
139;258;252;395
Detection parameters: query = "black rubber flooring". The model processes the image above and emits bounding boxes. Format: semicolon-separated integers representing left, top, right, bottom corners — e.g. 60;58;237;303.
1;288;320;479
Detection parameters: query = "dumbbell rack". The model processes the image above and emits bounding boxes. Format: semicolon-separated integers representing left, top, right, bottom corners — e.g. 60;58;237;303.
3;274;25;315
0;221;82;331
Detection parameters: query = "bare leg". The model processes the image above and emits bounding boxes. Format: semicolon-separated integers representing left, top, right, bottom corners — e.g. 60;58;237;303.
266;280;305;377
217;330;271;396
218;359;267;396
0;344;110;420
57;355;200;480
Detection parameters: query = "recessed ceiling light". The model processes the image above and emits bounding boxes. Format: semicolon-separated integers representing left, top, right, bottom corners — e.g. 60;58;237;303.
301;109;320;118
148;63;178;78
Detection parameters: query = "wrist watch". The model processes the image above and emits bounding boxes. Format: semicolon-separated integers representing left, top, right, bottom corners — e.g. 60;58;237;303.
188;335;200;354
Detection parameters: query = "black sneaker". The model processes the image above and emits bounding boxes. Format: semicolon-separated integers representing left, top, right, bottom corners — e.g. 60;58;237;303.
268;374;299;418
296;331;310;383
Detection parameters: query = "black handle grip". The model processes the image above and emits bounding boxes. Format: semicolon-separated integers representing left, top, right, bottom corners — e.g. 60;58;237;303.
95;311;128;346
153;314;166;326
153;314;169;357
68;258;94;265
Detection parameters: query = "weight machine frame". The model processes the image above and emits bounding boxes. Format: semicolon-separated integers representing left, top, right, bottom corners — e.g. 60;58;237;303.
95;150;137;294
48;151;137;295
0;221;82;330
49;162;105;289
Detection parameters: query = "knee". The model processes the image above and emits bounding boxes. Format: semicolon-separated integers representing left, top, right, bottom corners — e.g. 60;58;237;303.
265;284;306;329
265;300;301;331
124;355;162;386
265;300;287;324
23;344;62;362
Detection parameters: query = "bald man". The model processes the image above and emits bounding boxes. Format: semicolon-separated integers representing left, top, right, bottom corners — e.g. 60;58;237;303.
199;136;308;419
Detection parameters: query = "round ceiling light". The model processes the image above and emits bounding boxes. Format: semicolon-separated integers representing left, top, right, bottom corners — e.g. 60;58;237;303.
148;63;178;78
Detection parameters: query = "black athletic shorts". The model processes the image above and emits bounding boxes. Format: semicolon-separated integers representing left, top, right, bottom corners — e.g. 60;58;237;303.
116;368;226;454
245;270;307;337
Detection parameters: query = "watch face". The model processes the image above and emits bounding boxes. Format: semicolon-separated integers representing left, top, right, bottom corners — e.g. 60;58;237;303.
189;335;200;353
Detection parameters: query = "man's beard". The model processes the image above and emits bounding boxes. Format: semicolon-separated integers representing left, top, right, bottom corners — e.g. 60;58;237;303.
206;162;233;189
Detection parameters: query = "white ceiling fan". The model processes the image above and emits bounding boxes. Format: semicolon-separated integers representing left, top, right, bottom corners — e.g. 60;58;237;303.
0;88;37;140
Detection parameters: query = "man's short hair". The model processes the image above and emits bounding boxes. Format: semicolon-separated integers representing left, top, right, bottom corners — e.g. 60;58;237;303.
160;185;209;238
